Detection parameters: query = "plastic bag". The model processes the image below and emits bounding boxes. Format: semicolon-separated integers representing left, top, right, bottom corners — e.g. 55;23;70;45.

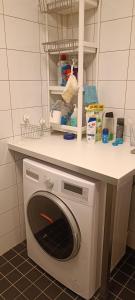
62;65;78;103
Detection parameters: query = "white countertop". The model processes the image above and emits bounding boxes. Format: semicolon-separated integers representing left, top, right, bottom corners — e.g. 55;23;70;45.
8;134;135;185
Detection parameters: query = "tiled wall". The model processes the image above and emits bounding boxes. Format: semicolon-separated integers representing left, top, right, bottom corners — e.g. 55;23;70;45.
98;0;135;247
0;0;48;255
98;0;135;137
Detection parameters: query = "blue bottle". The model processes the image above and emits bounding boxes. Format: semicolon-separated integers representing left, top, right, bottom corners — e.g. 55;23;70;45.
102;128;109;144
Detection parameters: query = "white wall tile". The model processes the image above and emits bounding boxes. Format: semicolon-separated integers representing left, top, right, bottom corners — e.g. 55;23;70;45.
19;203;25;228
101;0;133;21
20;224;26;242
86;54;96;81
0;49;8;80
12;106;42;136
98;51;129;80
0;163;16;191
128;50;135;80
10;81;42;109
43;106;49;126
100;18;131;52
0;110;13;139
0;207;20;237
131;16;135;49
42;81;48;106
48;25;58;42
134;0;135;15
41;54;47;80
8;50;41;80
85;9;98;25
98;81;126;109
3;0;38;22
0;81;10;110
0;185;18;214
124;109;135;136
0;0;3;13
17;183;23;205
5;16;40;52
85;24;97;43
16;160;23;184
126;81;135;109
0;139;14;166
40;24;46;53
0;228;21;255
0;15;6;48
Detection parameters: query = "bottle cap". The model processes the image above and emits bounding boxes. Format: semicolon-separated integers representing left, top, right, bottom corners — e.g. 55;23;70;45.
105;112;114;118
103;128;109;135
117;118;124;126
60;54;67;61
88;117;96;122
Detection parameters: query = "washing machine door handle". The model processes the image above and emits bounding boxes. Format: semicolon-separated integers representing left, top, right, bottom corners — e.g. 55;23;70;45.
27;191;81;261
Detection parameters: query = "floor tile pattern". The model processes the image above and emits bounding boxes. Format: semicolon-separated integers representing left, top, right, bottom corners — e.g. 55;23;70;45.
0;242;135;300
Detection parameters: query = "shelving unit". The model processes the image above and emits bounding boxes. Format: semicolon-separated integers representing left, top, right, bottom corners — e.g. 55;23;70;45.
39;0;100;141
39;0;98;14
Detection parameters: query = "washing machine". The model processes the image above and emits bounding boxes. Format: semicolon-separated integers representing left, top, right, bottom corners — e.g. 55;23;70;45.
23;159;106;300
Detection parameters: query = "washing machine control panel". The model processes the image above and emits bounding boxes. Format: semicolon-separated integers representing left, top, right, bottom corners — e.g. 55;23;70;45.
44;177;54;189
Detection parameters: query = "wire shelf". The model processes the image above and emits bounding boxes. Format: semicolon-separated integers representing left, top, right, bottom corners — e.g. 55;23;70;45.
21;123;50;139
43;39;78;53
39;0;98;14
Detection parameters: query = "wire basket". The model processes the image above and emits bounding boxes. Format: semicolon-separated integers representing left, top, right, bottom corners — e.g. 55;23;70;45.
43;39;78;53
39;0;98;14
130;124;135;146
39;0;77;14
21;121;50;139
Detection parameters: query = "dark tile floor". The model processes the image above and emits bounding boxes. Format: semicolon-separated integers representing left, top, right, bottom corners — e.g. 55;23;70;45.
0;242;135;300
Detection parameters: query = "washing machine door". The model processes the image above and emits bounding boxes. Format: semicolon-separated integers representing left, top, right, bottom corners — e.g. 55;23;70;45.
27;191;81;261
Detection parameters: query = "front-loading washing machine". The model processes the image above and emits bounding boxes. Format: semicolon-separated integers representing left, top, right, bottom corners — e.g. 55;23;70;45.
23;159;106;300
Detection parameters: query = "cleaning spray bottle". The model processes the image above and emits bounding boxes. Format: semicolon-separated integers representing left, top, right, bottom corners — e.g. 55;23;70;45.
70;104;78;127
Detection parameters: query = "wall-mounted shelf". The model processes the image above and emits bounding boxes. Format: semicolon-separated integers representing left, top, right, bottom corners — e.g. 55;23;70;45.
43;40;97;54
39;0;98;15
39;0;100;141
49;86;64;95
50;123;86;134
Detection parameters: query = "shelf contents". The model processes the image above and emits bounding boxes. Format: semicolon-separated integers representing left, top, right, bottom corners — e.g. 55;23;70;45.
85;104;104;142
39;0;98;15
58;54;71;86
40;0;99;140
102;128;109;144
87;117;96;143
112;118;125;146
102;112;114;141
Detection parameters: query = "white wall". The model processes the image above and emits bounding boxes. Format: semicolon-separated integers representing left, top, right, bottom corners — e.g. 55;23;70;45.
0;0;48;254
98;0;135;248
98;0;135;138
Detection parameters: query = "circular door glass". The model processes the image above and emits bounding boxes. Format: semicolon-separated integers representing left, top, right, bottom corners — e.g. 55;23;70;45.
27;192;80;260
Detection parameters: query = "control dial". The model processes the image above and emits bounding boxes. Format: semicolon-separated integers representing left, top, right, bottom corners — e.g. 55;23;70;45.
45;177;54;189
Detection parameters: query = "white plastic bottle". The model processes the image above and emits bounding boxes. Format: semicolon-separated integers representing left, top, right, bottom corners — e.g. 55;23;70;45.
87;117;96;143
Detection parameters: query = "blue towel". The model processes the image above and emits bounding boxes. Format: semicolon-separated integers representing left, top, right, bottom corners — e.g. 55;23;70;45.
84;85;98;105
